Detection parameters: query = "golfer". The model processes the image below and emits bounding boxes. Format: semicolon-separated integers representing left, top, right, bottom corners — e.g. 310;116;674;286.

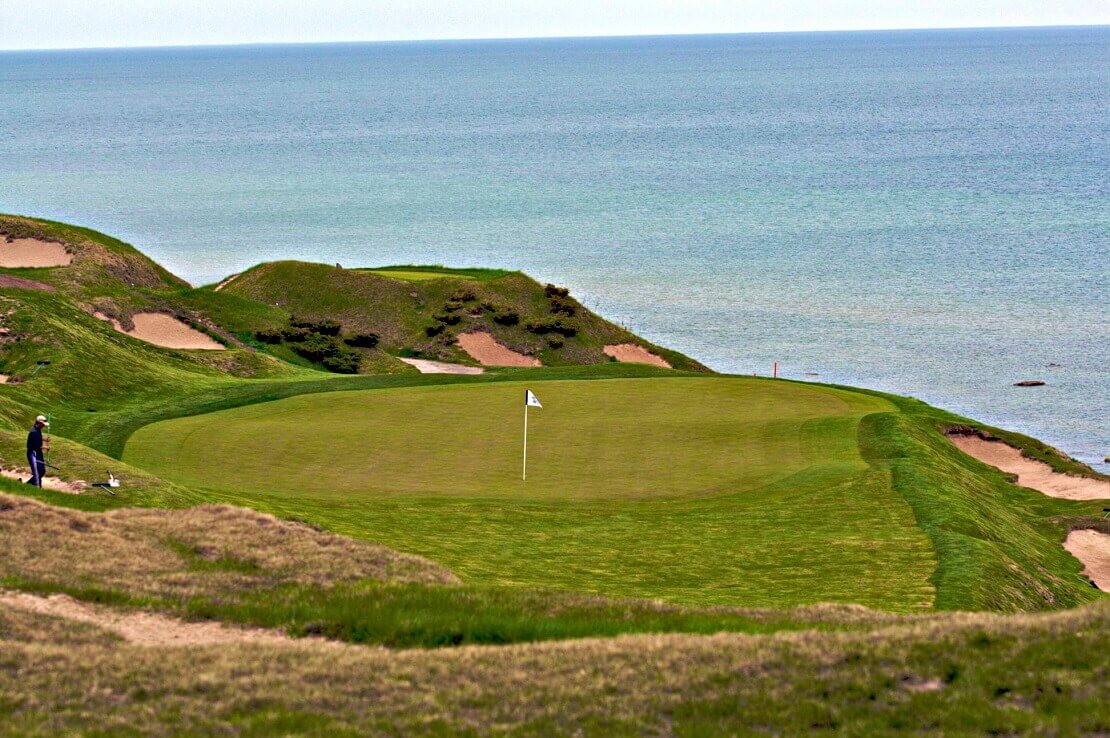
26;414;48;487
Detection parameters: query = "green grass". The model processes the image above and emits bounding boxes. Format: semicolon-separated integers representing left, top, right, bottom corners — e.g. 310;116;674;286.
360;265;515;282
124;376;938;610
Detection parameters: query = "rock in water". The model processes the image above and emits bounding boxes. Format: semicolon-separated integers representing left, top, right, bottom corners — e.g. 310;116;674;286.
1013;380;1046;387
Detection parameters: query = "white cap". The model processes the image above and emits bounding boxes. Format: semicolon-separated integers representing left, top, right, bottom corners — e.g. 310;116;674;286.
35;415;48;425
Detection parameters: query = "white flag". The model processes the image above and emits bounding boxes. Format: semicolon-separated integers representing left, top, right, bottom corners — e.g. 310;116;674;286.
525;390;542;408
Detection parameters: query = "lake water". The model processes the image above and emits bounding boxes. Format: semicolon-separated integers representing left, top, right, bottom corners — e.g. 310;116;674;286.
1;27;1107;466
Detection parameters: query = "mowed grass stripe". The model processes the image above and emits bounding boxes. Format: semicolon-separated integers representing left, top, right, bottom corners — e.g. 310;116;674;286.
126;377;888;500
124;377;936;610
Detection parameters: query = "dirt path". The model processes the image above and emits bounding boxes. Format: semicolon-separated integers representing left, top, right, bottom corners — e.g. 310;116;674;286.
399;357;484;375
0;468;82;494
1063;530;1110;590
603;343;671;368
0;238;73;267
0;591;309;647
947;435;1110;500
457;331;541;367
213;272;241;291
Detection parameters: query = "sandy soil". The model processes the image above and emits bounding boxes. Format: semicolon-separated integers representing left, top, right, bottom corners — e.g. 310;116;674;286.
0;238;73;267
0;468;83;494
1063;530;1110;591
948;435;1110;500
0;273;54;291
603;343;672;368
457;331;541;367
97;311;225;350
399;357;484;375
0;591;307;647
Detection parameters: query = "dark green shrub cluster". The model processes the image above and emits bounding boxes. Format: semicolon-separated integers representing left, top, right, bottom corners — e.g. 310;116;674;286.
544;284;570;299
426;323;446;337
253;328;283;344
434;312;461;326
527;319;577;337
492;309;519;326
281;326;309;342
550;297;576;317
289;317;341;336
291;334;361;374
343;332;380;349
450;289;477;302
547;335;564;349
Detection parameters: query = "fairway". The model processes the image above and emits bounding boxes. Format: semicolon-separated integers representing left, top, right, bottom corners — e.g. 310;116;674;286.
124;377;938;609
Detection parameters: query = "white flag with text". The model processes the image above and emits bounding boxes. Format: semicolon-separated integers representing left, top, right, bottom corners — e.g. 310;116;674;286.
525;390;542;408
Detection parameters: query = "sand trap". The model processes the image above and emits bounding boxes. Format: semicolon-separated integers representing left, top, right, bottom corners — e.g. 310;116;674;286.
399;357;484;375
456;331;541;367
0;238;73;268
0;591;302;647
98;312;224;351
0;468;82;494
1063;530;1110;590
603;343;671;368
948;434;1110;501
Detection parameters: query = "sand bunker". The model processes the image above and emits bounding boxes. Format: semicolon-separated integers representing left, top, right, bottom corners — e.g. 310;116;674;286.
456;332;541;367
0;238;73;268
603;343;671;368
0;591;303;647
98;312;224;351
948;434;1110;501
399;357;484;375
1063;530;1110;591
0;468;82;494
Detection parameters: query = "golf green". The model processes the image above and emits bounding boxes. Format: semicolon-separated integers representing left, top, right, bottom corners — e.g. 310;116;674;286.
124;377;938;609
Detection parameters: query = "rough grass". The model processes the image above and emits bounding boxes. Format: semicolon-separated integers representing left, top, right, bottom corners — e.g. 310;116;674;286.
1;600;1106;736
360;264;515;282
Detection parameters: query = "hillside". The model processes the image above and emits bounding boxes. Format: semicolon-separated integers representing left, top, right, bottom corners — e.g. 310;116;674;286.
0;214;1106;735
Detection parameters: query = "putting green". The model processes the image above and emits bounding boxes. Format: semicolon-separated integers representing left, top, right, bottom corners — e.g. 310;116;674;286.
127;377;885;500
124;377;937;609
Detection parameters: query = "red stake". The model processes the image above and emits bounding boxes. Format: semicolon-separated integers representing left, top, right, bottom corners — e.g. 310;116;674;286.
773;361;778;379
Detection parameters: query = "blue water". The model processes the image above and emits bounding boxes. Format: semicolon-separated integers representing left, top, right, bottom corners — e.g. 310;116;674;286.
2;27;1107;466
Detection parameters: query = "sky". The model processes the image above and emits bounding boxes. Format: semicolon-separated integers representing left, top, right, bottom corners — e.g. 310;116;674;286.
1;0;1108;51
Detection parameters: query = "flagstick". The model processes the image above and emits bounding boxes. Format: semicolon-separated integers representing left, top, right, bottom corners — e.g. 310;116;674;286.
522;401;529;481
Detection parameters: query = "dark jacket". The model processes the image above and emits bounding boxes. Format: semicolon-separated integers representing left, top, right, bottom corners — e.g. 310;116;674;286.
27;426;43;459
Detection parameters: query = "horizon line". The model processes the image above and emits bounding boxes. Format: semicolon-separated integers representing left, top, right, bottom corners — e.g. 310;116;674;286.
2;22;1106;54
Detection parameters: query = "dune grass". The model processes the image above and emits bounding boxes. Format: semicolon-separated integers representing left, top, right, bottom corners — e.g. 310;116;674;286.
361;265;516;282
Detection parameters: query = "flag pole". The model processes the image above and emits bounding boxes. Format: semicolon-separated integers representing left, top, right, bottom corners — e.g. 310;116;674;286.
522;399;529;481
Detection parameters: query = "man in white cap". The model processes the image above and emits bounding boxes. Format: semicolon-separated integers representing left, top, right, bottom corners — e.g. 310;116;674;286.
26;415;49;487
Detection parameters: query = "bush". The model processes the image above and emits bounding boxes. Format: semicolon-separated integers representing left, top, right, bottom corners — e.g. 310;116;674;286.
451;289;477;302
434;312;461;326
443;300;465;313
289;317;341;336
291;333;338;363
493;309;519;326
544;284;570;299
281;326;309;342
550;297;576;317
426;324;446;337
321;349;361;374
253;328;284;344
343;332;380;349
547;335;564;349
526;319;577;337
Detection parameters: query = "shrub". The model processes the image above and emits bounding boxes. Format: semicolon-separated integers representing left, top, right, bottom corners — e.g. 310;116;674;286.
493;309;519;326
544;283;570;299
321;349;361;374
451;289;477;303
550;297;576;317
289;317;341;336
526;319;577;337
281;326;309;342
426;324;446;337
253;328;284;344
291;333;338;363
343;332;380;349
434;312;461;326
547;335;564;349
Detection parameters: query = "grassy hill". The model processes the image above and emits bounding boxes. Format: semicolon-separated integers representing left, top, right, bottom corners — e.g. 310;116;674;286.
0;214;1106;735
